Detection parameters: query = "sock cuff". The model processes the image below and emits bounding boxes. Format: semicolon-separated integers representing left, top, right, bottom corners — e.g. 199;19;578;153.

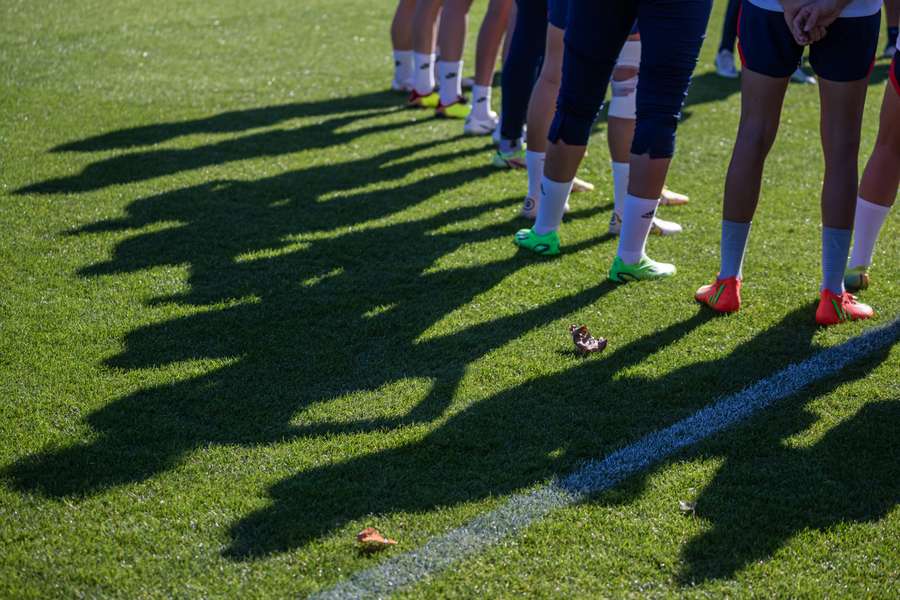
526;150;546;159
823;225;852;236
624;193;659;209
541;175;575;194
722;218;752;231
611;161;630;175
857;196;892;216
393;49;413;58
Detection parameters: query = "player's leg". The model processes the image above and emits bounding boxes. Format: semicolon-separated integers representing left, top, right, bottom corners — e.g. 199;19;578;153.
495;0;548;169
715;0;741;79
846;55;900;291
514;0;635;256
608;0;712;283
606;31;685;239
520;20;565;218
465;0;512;134
502;0;516;61
435;0;475;118
607;33;642;233
391;0;418;92
409;0;443;108
810;11;880;325
696;2;794;312
885;0;899;58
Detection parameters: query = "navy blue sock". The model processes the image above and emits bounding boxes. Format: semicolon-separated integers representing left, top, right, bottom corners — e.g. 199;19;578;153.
821;226;852;295
888;26;898;46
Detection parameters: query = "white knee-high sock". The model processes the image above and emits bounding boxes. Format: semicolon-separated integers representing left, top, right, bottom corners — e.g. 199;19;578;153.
616;194;659;264
849;196;892;268
534;176;573;235
414;52;436;95
437;60;463;105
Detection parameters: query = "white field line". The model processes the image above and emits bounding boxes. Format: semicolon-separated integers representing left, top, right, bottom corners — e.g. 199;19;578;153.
312;316;900;600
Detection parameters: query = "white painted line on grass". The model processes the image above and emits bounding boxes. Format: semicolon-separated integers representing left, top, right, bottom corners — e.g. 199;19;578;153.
312;317;900;600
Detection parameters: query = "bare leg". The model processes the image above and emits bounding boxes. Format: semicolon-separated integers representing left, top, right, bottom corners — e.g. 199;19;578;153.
502;1;517;62
473;0;512;86
413;0;443;55
859;84;900;206
436;0;473;62
722;70;790;223
886;0;899;31
818;78;868;229
391;0;418;51
525;25;564;153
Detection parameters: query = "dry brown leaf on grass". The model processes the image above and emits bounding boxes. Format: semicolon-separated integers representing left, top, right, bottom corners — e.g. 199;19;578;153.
357;527;398;552
569;324;607;356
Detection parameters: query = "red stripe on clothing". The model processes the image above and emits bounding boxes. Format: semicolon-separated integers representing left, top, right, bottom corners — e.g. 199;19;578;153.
890;55;900;97
736;4;745;67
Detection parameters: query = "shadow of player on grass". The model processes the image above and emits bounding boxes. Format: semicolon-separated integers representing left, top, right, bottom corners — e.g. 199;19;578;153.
579;323;898;586
675;369;899;584
3;113;612;499
221;305;893;560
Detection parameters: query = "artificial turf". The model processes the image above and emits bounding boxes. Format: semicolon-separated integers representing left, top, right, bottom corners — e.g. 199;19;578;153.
1;0;898;597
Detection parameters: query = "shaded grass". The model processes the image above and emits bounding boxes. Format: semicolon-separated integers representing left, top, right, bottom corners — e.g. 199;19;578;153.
1;0;898;597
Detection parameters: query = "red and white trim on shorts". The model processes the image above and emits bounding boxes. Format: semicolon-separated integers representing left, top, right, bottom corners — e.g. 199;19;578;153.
890;54;900;97
736;4;746;67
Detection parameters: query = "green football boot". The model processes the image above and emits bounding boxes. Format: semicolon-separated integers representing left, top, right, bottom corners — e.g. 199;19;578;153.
513;228;560;256
608;254;676;283
492;148;526;169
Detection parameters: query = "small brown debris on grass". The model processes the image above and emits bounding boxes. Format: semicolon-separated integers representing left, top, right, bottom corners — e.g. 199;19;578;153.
357;527;398;552
569;324;607;356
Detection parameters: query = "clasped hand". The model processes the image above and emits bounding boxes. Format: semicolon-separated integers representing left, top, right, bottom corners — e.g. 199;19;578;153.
781;0;847;45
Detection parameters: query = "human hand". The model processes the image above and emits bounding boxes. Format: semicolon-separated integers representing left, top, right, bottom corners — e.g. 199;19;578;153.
792;7;829;44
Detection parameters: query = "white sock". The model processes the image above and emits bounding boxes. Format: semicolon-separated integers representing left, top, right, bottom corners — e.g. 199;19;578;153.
393;50;414;88
414;52;436;95
534;176;574;235
611;161;630;216
616;194;660;264
437;60;463;106
471;84;492;119
526;151;545;202
849;196;892;268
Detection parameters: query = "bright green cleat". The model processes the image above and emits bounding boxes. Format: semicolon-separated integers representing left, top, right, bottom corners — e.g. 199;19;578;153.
608;254;676;283
492;148;526;169
844;265;870;293
435;97;470;119
513;228;560;256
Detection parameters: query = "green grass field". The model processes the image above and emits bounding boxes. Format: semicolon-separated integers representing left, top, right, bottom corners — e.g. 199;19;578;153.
2;1;899;597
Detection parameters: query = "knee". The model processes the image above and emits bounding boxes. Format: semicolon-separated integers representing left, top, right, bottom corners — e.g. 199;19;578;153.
735;118;779;159
631;115;678;158
608;76;637;120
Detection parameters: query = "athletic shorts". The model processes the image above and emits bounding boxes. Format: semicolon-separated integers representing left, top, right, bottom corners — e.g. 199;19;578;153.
551;0;711;157
892;52;900;96
738;1;880;82
548;0;567;29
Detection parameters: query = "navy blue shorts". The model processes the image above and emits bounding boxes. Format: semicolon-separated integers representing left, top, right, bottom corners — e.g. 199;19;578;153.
548;0;567;28
550;0;711;158
738;2;880;82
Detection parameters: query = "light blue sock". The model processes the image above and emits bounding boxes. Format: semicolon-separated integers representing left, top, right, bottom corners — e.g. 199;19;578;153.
821;226;852;295
719;219;752;278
